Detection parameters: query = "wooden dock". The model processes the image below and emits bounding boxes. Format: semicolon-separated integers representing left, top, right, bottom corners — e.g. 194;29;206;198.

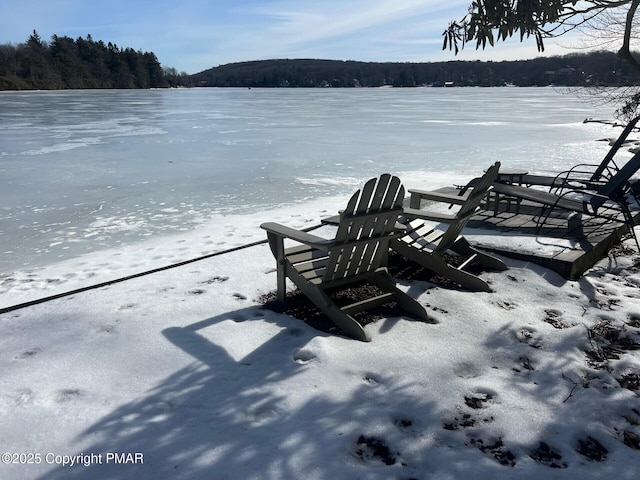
468;198;636;280
409;187;637;280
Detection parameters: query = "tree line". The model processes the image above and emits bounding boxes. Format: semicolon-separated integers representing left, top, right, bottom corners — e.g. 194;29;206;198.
0;31;192;90
0;30;637;91
191;52;637;88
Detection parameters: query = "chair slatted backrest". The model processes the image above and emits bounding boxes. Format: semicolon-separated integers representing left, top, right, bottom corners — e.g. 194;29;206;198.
323;174;404;283
434;162;500;253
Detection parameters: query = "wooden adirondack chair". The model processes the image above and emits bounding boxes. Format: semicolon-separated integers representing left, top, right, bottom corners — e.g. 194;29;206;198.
261;174;429;342
391;162;507;292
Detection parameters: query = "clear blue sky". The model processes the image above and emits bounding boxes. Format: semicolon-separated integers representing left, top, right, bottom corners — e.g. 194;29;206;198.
0;0;573;74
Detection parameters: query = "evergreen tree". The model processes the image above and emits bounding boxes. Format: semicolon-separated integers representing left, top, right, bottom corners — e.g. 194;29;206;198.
0;31;180;90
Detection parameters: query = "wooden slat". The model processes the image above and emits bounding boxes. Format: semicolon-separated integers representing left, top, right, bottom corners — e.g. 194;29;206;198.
298;266;327;284
341;208;402;224
333;247;355;279
357;242;383;277
356;175;381;213
402;232;442;252
285;246;329;264
458;253;478;271
401;221;444;249
325;182;403;282
365;175;388;212
340;292;396;315
405;220;439;237
352;217;386;275
380;175;403;210
292;258;329;275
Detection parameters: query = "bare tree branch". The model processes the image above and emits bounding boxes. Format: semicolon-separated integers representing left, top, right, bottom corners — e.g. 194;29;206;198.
618;0;640;76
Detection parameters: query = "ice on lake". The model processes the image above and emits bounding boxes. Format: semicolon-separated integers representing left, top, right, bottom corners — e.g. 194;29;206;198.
0;87;622;276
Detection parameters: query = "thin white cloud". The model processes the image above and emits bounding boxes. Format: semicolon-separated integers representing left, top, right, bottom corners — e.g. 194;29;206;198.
249;1;459;44
194;0;471;68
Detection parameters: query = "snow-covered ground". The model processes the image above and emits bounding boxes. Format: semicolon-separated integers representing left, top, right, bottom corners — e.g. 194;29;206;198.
1;199;639;479
2;88;639;479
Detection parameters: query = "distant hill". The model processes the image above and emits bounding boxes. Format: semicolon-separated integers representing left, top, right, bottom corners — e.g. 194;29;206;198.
191;52;637;88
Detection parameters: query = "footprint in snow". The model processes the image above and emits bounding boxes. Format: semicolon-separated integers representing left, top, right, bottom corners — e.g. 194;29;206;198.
575;436;608;462
118;303;137;311
443;411;494;431
513;356;535;373
11;388;34;406
516;327;541;349
97;325;116;334
292;348;317;364
495;299;518;310
467;436;516;467
543;309;573;329
201;276;229;284
363;373;383;386
393;416;415;432
626;313;640;328
246;401;282;425
54;389;84;403
464;388;497;409
15;348;42;359
453;362;481;379
529;441;568;469
287;327;305;337
354;435;400;466
443;413;477;430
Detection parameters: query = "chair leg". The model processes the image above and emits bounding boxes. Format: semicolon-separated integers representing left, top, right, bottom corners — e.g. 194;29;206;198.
425;250;494;292
276;260;287;303
534;204;554;234
392;240;493;292
443;263;492;292
316;297;371;342
621;206;640;251
450;237;507;271
266;232;288;302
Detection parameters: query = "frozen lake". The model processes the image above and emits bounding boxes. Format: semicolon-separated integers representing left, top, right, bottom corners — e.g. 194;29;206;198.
0;87;621;274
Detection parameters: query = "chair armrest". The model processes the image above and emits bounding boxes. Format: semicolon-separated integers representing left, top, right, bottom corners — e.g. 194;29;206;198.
402;207;462;224
408;188;468;208
552;163;595;181
260;222;334;250
562;162;599;175
320;214;341;225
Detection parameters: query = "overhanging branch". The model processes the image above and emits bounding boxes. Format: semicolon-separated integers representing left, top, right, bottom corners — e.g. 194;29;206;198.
443;1;635;53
